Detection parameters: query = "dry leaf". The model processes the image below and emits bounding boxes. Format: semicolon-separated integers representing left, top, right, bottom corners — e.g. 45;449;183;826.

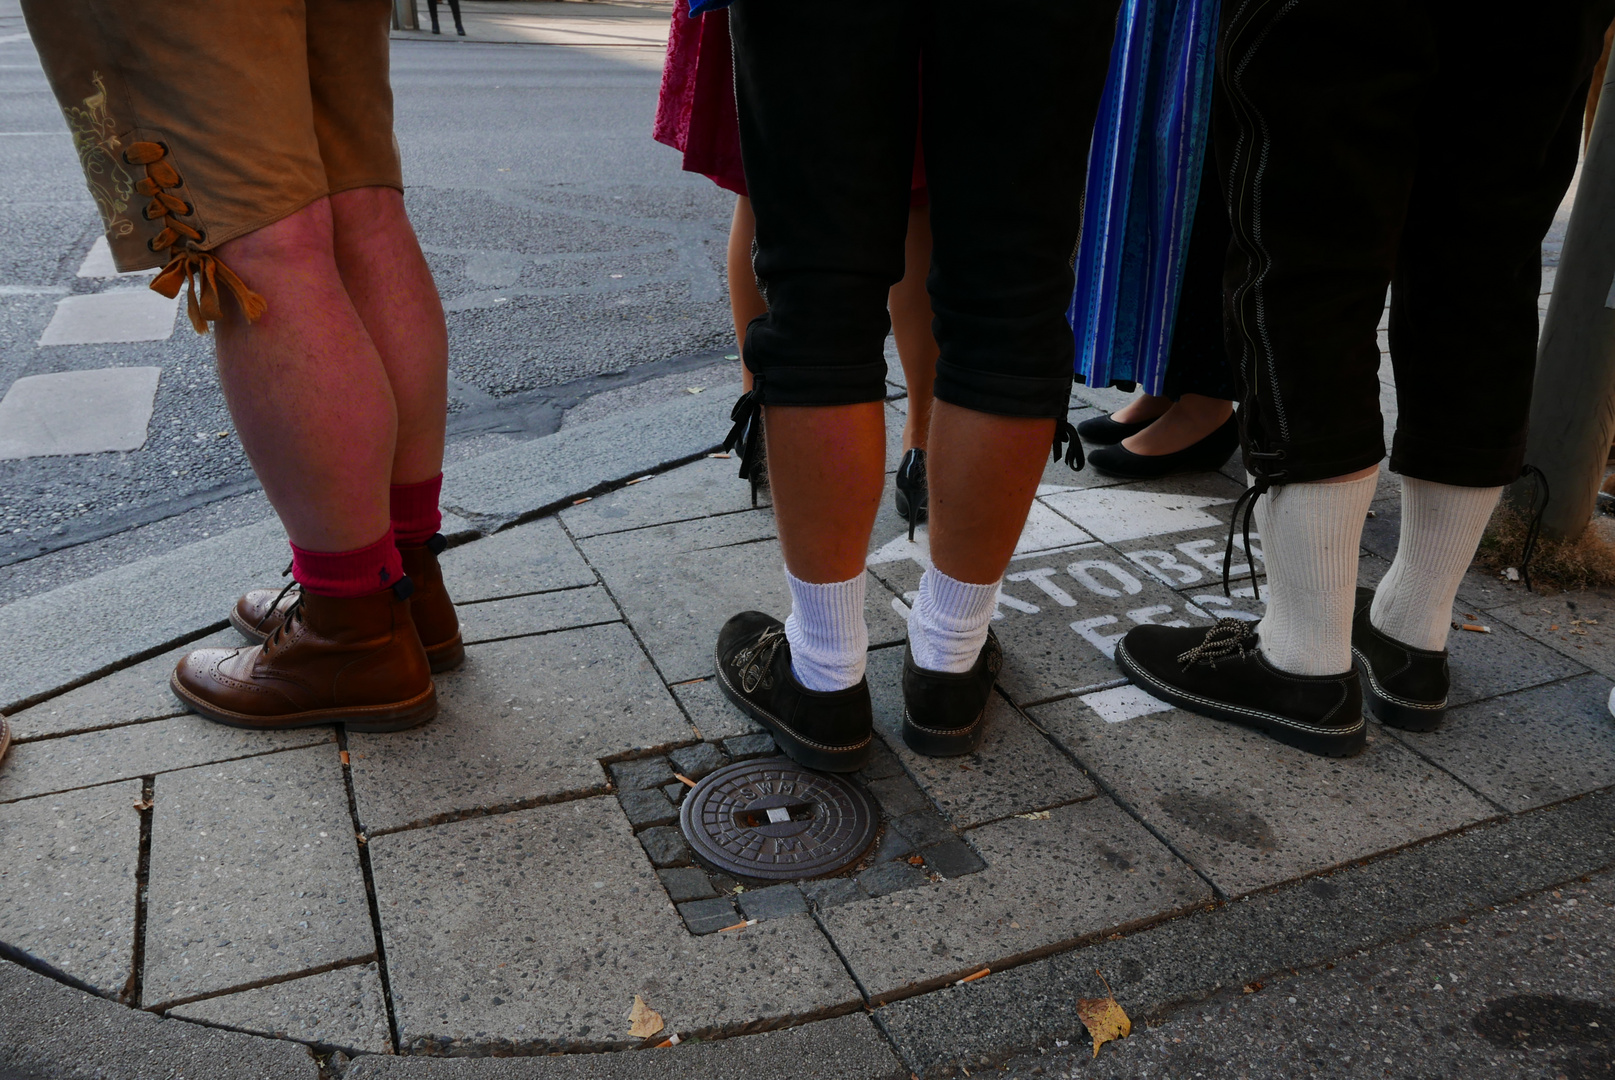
1015;811;1051;821
1075;971;1131;1058
1243;980;1264;994
132;799;153;811
628;995;664;1038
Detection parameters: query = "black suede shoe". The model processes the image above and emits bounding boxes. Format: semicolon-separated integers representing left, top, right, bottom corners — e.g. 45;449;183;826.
895;448;928;540
1075;411;1156;445
1115;619;1366;757
715;611;872;772
1351;587;1450;732
1086;414;1240;479
902;629;1001;756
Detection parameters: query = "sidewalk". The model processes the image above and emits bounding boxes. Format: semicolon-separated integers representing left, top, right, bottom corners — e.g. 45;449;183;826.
390;1;670;49
2;347;1613;1075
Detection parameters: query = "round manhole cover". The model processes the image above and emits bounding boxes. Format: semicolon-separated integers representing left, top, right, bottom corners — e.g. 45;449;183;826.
679;757;878;881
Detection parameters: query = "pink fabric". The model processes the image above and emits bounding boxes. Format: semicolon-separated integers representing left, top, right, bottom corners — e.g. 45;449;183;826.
390;473;443;547
652;0;928;204
290;528;405;599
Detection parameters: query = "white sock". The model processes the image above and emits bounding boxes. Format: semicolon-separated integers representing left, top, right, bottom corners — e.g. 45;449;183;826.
908;565;1000;673
1253;472;1378;676
783;569;868;692
1370;478;1502;651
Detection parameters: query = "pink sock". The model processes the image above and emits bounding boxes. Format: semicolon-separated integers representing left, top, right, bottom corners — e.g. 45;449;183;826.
391;474;443;548
290;527;405;598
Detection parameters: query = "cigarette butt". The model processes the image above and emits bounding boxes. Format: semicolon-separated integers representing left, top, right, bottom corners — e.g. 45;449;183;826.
653;1033;681;1047
719;919;757;932
957;968;991;985
1460;624;1491;634
339;750;350;766
675;773;698;787
708;452;732;459
626;475;654;485
572;497;592;505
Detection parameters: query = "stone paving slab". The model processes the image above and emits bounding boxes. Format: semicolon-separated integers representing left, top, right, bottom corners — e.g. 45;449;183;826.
817;798;1209;1002
559;455;765;539
1486;589;1615;680
348;625;692;834
4;629;236;741
144;745;373;1005
343;1013;904;1080
1029;696;1499;897
0;958;320;1080
368;796;861;1053
669;677;765;742
0;517;288;712
0;780;141;995
440;517;597;604
457;584;620;645
167;961;392;1055
0;366;163;457
862;646;1094;828
0;714;332;804
583;512;907;683
37;292;177;347
441;386;737;527
1390;674;1615;813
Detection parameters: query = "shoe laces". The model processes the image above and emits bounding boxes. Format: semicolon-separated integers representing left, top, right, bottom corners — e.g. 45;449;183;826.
733;626;786;694
1176;618;1259;668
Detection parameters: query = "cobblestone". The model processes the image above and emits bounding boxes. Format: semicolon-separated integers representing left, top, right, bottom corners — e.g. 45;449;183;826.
609;756;675;792
657;867;717;903
736;883;807;921
858;860;929;898
667;741;726;780
638;825;694;868
676;896;737;934
618;788;677;830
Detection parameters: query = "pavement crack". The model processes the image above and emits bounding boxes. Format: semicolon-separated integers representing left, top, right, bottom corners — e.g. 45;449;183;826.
123;775;155;1008
336;724;401;1054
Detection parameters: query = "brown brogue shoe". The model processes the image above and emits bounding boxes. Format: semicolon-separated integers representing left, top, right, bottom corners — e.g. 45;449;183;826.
175;581;436;732
399;536;464;672
231;535;464;673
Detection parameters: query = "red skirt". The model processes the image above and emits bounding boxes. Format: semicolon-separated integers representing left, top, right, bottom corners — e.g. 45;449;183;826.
653;0;927;203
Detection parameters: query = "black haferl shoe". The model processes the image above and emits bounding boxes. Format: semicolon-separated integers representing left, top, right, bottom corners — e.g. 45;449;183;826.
895;448;928;540
1115;619;1366;757
715;611;872;772
1075;411;1156;446
1350;587;1450;732
902;629;1001;756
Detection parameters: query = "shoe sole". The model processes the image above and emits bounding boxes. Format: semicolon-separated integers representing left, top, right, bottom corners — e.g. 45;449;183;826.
1351;648;1445;732
713;652;870;773
169;673;438;733
1115;642;1367;758
230;610;466;674
901;707;986;757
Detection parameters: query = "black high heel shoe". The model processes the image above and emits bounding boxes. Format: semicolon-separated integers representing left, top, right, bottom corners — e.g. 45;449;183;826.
1086;413;1239;479
1075;411;1159;445
895;448;928;541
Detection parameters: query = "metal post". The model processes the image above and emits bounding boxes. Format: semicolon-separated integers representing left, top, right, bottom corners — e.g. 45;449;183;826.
392;0;419;31
1511;58;1615;537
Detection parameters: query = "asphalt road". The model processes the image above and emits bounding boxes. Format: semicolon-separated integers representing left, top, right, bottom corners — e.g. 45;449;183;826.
0;7;734;600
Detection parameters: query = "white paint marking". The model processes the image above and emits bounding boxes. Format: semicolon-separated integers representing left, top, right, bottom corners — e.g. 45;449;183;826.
38;289;179;346
1014;500;1093;554
1080;683;1175;724
1039;488;1231;543
0;367;161;459
77;235;157;279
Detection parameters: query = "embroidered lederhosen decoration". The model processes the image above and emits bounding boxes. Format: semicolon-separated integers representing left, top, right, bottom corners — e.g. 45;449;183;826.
121;141;267;333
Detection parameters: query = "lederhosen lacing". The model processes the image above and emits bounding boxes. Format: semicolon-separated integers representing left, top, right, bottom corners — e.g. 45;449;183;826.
123;141;266;333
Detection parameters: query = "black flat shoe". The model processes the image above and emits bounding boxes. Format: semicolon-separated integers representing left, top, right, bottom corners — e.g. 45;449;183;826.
895;448;928;540
1350;587;1450;732
1075;412;1157;446
1115;619;1367;758
1086;413;1240;479
714;611;872;772
902;630;1001;756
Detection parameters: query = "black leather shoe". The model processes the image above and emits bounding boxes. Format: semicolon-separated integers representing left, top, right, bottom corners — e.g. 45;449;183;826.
895;448;928;540
902;629;1001;756
714;611;872;772
1351;587;1449;731
1086;414;1240;479
1115;619;1366;757
1076;411;1156;445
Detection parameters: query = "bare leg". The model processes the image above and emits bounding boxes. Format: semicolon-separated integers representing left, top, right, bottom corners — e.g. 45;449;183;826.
1110;391;1172;425
766;403;887;582
1120;392;1234;455
927;403;1054;583
214;198;396;552
888;204;938;452
328;186;447;485
728;196;768;392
